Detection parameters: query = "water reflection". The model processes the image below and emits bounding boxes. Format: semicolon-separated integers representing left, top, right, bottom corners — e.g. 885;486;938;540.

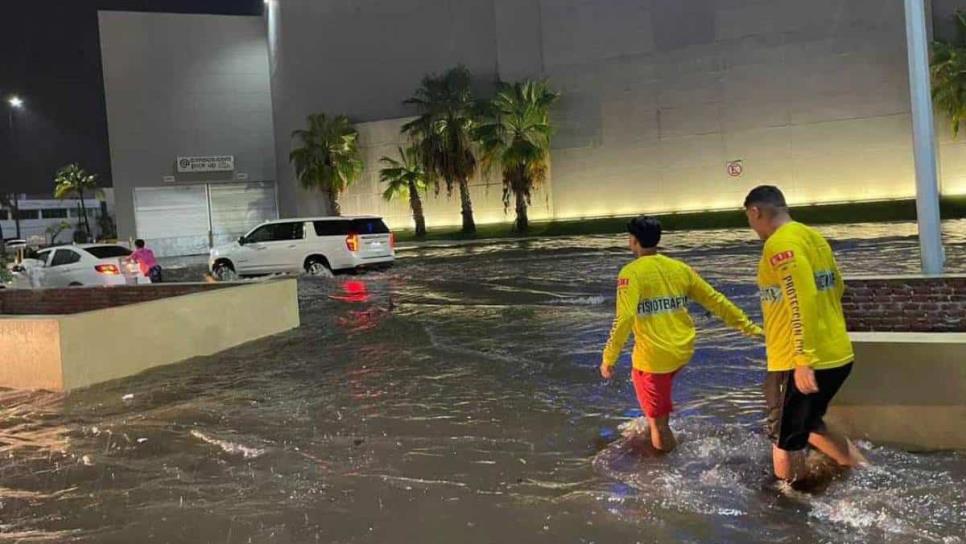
0;220;964;543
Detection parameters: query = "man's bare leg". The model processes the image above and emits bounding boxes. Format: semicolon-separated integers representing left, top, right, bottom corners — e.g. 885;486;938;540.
808;430;868;467
648;415;677;452
772;445;807;482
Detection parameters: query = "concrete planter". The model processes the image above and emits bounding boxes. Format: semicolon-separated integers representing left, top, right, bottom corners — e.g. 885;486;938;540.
0;279;300;391
828;332;966;451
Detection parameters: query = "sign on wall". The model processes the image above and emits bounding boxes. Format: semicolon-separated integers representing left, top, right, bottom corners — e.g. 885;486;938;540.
177;155;235;173
726;160;743;177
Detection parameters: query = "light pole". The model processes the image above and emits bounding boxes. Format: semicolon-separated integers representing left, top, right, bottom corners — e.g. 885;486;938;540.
8;95;23;132
6;95;24;239
903;0;945;275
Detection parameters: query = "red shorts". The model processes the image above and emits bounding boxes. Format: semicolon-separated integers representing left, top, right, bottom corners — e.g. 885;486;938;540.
632;369;680;419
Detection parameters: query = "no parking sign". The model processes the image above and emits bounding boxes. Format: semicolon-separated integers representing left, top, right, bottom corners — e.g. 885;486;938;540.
727;160;743;177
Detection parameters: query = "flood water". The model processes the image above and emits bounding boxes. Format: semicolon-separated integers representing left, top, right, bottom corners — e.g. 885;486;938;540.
2;221;965;543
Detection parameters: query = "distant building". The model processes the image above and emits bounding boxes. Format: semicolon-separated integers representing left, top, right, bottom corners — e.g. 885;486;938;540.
1;194;105;246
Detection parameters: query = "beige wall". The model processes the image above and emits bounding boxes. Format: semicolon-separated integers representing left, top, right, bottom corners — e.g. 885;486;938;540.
828;332;966;451
539;0;943;219
0;279;300;392
0;319;64;391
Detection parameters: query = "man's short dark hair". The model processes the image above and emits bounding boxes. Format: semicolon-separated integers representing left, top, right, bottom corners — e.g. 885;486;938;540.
134;239;146;249
627;215;661;248
743;185;787;209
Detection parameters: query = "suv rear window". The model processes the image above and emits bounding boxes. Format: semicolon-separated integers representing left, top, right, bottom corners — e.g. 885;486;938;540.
313;219;390;237
85;246;133;259
349;218;390;235
313;221;349;237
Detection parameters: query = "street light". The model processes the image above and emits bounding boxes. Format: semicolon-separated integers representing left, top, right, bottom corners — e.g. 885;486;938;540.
6;95;25;239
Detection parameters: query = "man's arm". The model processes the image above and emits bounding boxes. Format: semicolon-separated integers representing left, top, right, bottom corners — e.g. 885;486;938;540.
767;242;821;393
600;270;639;379
687;267;763;337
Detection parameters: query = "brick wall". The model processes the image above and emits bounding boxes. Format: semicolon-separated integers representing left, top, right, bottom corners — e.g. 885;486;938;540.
843;275;966;333
0;284;232;315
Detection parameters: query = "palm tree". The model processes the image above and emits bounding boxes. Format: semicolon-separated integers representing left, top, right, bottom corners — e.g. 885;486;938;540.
290;113;364;216
402;65;479;234
932;10;966;136
380;146;429;237
475;80;558;232
54;164;101;242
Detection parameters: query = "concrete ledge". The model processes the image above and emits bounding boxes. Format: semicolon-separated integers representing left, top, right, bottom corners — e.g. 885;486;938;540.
0;278;300;391
827;332;966;451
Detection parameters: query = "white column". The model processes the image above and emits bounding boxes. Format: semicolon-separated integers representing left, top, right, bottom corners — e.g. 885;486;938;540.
904;0;945;274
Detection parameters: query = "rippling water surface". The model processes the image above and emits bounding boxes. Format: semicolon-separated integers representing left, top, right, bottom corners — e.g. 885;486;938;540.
2;221;965;543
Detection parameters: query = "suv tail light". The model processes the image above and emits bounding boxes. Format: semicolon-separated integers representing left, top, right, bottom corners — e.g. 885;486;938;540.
346;233;360;252
95;264;120;275
389;232;396;250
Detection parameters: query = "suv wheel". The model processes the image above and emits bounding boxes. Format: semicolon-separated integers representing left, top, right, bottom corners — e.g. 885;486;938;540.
212;262;237;281
305;257;332;277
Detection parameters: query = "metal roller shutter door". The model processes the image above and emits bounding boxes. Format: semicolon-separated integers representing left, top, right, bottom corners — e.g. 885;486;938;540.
208;182;278;248
133;186;210;257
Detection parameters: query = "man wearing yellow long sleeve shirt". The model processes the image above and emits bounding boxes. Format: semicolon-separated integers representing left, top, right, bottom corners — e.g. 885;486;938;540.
744;185;866;483
600;216;763;452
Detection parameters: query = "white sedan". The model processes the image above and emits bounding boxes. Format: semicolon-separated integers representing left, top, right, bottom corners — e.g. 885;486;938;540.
27;244;151;287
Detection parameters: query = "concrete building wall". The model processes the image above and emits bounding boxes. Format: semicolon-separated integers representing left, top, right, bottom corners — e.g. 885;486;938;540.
264;0;500;218
538;0;919;217
269;0;966;229
98;11;276;240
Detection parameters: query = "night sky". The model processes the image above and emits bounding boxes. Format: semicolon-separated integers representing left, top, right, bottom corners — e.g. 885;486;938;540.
0;0;263;194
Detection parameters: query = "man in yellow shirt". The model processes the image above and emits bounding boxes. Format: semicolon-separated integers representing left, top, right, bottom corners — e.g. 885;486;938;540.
600;216;763;452
744;185;866;483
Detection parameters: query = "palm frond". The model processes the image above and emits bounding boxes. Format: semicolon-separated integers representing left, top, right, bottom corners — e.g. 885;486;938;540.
289;113;364;207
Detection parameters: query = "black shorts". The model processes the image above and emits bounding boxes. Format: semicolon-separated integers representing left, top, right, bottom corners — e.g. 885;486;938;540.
765;362;853;451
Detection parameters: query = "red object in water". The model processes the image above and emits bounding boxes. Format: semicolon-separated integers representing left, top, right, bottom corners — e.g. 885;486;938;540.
344;280;367;295
331;279;370;303
344;282;368;301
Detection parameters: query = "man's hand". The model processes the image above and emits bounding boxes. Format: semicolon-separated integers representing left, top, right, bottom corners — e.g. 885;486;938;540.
794;365;819;394
600;362;614;380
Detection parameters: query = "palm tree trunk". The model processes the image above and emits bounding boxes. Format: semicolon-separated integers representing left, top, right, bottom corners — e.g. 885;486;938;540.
514;189;529;232
79;189;92;241
408;181;427;237
327;190;342;217
458;178;475;234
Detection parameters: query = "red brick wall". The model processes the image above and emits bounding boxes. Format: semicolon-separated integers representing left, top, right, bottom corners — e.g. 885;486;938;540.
0;284;232;315
843;276;966;333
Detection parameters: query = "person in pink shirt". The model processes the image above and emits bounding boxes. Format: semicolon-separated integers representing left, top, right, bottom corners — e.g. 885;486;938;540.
130;239;162;283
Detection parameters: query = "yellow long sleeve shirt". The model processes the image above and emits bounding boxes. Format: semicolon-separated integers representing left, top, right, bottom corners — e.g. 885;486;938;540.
757;222;853;372
602;254;763;374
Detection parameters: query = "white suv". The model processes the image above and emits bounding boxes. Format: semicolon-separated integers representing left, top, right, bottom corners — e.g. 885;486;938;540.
209;216;395;279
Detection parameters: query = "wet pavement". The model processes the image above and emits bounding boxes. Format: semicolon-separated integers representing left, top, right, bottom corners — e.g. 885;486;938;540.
2;220;965;543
